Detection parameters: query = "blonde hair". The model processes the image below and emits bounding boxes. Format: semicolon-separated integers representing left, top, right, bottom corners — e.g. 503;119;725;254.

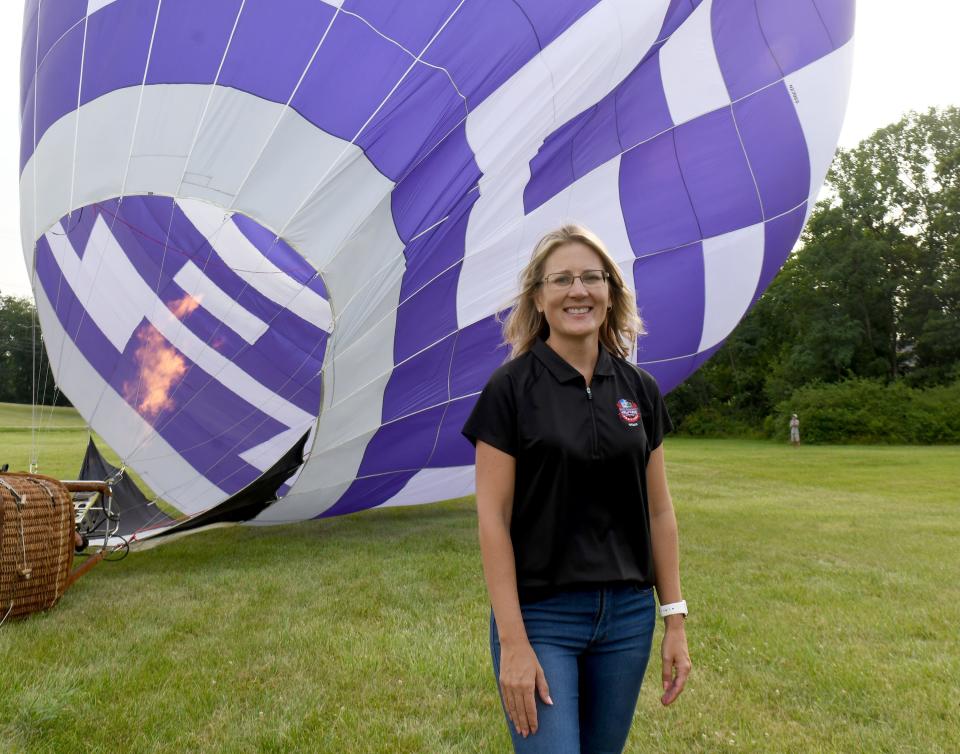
501;225;645;359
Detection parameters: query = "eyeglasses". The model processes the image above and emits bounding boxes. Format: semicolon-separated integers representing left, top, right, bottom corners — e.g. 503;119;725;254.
541;270;609;290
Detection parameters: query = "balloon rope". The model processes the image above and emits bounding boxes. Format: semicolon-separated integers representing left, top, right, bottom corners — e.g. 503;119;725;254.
29;0;42;472
30;254;39;473
67;15;90;219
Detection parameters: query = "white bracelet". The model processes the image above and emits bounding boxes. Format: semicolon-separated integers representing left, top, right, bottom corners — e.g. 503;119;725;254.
658;600;688;618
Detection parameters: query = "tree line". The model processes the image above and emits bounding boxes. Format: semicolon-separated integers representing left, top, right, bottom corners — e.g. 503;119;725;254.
666;107;960;441
3;108;958;440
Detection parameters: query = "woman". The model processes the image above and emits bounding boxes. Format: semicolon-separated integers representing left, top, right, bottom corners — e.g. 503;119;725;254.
462;226;691;753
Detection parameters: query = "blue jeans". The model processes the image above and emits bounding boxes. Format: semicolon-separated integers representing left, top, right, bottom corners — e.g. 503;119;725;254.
489;584;657;754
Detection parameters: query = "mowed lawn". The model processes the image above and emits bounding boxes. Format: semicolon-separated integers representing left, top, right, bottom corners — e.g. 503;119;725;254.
1;403;958;753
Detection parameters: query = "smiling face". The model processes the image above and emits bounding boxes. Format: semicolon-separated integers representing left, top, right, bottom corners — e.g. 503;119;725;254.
535;241;611;346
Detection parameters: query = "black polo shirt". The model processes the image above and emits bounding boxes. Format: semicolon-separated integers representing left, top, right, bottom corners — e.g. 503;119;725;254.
462;338;673;603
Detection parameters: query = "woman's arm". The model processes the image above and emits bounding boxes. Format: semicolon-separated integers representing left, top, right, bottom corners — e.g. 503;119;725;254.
476;440;552;738
647;444;692;706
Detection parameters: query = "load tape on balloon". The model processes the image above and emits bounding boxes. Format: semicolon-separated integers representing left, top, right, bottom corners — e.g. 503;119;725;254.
20;0;854;530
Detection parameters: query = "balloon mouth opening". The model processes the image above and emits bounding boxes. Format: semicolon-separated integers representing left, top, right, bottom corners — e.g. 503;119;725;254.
32;195;329;510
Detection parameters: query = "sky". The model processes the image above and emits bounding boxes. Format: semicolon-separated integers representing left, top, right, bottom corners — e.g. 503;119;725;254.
1;2;958;299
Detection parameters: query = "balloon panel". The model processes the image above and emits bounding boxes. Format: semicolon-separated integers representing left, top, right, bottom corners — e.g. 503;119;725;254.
21;0;855;523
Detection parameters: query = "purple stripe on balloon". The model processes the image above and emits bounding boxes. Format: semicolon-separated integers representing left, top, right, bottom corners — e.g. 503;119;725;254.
80;0;159;106
20;1;40;117
620;130;701;256
712;0;783;100
35;236;119;379
218;0;336;103
356;62;467;182
383;336;456;423
449;315;509;399
37;0;86;74
321;396;475;517
34;236;289;496
524;118;580;213
59;205;99;260
319;470;417;518
358;405;447;476
428;395;476;467
639;355;696;396
752;203;806;305
421;0;540;110
732;83;809;219
615;50;673;149
673;107;764;237
812;0;856;49
32;18;82;168
513;0;603;49
571;98;622;181
391;124;481;243
524;47;673;215
394;266;459;364
692;342;722;369
644;341;721;396
146;0;243;86
659;0;697;40
391;194;474;421
343;0;464;53
96;199;190;288
633;243;705;362
19;86;36;172
756;0;834;77
231;214;328;298
291;13;410;143
397;190;474;301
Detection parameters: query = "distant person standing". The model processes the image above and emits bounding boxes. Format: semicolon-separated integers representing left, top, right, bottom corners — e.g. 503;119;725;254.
790;414;800;446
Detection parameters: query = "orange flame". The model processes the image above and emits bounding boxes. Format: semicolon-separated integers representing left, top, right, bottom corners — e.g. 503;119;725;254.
122;324;189;420
169;293;202;319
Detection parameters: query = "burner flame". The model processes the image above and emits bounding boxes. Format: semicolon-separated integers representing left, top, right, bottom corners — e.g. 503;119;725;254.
122;294;200;419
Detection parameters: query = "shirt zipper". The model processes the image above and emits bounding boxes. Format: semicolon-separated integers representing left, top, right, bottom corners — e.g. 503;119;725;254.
586;385;599;459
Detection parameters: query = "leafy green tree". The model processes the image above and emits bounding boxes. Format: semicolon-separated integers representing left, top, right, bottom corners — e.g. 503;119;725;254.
0;293;69;406
828;107;960;386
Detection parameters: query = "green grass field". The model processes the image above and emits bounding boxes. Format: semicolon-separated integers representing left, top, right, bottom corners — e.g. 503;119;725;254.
1;403;958;753
0;402;164;509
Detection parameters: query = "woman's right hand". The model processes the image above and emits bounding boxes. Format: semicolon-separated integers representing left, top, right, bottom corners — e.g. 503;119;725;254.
499;639;553;737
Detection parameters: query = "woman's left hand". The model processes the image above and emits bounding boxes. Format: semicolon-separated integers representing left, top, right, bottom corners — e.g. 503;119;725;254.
660;620;691;706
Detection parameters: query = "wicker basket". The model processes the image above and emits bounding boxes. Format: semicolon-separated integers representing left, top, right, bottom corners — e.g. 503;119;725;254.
0;473;75;621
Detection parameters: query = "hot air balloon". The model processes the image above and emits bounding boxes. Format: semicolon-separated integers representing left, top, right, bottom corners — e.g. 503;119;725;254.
19;0;855;534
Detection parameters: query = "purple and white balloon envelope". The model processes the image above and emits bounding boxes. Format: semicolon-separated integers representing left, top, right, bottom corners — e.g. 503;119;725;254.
20;0;854;528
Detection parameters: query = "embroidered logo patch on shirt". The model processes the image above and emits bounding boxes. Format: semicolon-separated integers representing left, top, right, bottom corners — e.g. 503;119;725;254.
617;398;640;427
